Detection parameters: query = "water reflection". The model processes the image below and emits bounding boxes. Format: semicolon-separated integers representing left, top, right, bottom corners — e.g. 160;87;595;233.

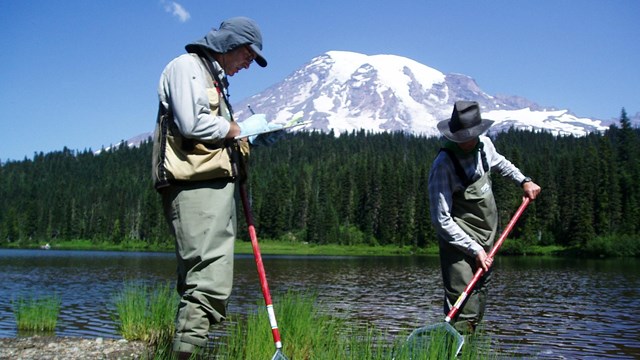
0;249;638;359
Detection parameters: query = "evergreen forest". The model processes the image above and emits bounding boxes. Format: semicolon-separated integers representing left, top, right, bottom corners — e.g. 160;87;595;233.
1;109;638;257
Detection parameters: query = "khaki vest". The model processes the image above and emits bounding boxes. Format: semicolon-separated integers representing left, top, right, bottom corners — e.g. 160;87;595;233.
152;55;249;189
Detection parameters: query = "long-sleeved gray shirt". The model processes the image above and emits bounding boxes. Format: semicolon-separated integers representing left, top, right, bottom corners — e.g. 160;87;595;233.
428;135;527;257
158;53;231;143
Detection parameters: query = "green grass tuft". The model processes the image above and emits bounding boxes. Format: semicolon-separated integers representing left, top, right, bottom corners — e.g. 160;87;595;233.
113;286;498;359
113;281;177;346
12;293;61;332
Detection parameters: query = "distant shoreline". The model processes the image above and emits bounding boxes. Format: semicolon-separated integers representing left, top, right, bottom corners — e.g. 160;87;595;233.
0;239;582;258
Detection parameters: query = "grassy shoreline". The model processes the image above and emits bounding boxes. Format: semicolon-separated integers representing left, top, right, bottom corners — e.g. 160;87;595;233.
110;286;491;359
0;238;576;257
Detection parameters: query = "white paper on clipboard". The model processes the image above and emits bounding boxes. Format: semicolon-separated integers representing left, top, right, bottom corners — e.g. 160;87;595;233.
234;111;310;140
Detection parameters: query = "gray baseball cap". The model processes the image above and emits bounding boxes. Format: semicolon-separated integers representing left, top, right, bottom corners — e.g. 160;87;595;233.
185;16;267;67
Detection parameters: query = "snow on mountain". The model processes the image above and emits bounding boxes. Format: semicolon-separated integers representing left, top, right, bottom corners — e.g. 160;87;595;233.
113;50;618;153
233;50;609;138
484;108;607;136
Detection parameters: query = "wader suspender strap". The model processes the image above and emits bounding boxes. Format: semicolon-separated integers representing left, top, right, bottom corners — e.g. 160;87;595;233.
479;141;489;173
197;54;243;180
197;55;235;120
440;147;490;187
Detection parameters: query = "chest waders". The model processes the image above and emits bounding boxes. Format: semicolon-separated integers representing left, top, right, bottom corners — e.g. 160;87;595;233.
438;147;498;333
165;55;240;354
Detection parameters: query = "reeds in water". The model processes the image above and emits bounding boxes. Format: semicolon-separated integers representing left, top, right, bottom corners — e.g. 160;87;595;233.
219;290;494;359
113;284;495;359
112;281;177;346
12;293;61;332
222;290;351;359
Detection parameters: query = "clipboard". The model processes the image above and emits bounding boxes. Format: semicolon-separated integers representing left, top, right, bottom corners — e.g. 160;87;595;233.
234;111;310;140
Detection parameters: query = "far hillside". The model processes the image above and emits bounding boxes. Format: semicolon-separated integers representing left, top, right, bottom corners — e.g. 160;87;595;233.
0;110;638;257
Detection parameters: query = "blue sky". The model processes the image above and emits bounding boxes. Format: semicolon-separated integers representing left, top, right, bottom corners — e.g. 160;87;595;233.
1;0;638;162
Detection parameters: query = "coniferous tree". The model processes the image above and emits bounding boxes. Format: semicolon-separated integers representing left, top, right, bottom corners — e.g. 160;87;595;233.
1;122;639;253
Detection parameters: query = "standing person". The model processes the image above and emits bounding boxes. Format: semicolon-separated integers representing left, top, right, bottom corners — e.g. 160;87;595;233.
428;100;541;334
151;17;280;358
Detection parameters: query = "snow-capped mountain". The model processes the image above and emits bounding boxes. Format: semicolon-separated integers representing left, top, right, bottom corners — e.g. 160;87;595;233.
114;50;637;153
233;50;609;137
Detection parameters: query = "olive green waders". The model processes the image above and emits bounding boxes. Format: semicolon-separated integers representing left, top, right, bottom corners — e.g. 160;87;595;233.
439;170;498;333
161;180;237;353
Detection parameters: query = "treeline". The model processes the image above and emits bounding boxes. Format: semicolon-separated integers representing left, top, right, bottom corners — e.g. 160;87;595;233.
1;110;639;255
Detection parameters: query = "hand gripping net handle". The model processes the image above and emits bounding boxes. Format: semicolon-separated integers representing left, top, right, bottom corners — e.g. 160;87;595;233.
445;197;531;323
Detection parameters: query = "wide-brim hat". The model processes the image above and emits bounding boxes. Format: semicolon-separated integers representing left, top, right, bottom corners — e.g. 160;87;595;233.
185;16;267;67
437;101;494;143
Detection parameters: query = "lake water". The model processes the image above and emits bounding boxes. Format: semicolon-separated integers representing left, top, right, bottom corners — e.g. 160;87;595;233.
0;249;638;359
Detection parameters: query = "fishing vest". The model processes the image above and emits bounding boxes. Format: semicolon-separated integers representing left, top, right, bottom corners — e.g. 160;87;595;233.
441;145;499;250
152;54;250;190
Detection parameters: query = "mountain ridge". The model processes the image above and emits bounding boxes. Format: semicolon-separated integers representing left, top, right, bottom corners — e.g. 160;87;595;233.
106;51;638;152
233;51;609;138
